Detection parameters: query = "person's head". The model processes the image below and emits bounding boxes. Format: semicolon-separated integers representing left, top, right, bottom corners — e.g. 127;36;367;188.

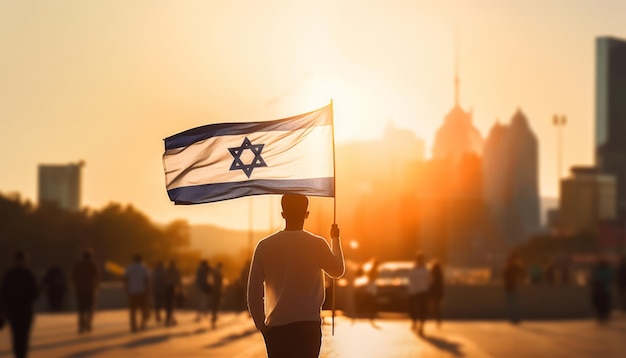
82;248;93;261
200;259;208;268
14;250;26;266
430;258;440;270
415;252;425;266
281;194;309;224
133;254;142;263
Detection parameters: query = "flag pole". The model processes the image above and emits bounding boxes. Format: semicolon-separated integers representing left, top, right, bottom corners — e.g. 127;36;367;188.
330;99;337;336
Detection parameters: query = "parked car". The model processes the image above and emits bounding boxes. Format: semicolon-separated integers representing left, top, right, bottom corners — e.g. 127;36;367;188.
374;261;414;312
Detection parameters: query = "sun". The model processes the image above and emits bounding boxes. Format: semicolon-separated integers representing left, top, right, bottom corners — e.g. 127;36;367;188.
276;70;432;145
290;72;373;142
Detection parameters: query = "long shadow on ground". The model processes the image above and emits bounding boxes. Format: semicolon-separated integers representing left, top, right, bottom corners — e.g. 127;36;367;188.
59;328;209;358
203;328;257;349
418;332;465;357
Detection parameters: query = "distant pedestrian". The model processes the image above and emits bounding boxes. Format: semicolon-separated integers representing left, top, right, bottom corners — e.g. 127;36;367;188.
616;255;626;312
341;263;360;323
590;257;613;323
152;261;166;322
210;262;224;329
558;257;571;284
247;194;345;358
72;248;100;334
429;259;444;328
125;254;151;332
163;260;182;326
364;259;380;323
503;252;524;324
408;253;431;335
0;251;39;358
544;260;555;284
352;267;368;320
528;264;542;285
237;260;251;313
42;266;67;312
194;260;211;322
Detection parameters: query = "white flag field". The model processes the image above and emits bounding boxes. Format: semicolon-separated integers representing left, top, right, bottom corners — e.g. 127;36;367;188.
162;104;335;204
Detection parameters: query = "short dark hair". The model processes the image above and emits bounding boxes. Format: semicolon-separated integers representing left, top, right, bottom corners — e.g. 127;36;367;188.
83;248;94;260
281;194;309;215
14;250;25;262
133;254;142;262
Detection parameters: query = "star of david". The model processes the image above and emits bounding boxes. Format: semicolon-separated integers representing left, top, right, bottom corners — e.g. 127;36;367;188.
228;137;268;178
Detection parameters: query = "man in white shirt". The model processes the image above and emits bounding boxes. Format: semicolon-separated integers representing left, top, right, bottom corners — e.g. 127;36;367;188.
247;194;345;358
407;252;431;335
124;254;150;332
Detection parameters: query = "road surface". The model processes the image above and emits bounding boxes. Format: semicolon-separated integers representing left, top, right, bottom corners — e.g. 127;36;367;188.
0;310;624;357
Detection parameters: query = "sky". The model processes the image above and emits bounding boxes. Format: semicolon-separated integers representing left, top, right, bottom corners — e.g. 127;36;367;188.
1;0;626;230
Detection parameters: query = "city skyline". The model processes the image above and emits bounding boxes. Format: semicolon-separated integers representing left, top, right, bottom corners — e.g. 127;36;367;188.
1;1;626;230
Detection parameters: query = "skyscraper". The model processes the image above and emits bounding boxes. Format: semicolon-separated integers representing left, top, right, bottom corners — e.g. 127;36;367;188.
596;36;626;217
38;162;84;211
483;110;540;245
431;76;483;161
427;70;490;266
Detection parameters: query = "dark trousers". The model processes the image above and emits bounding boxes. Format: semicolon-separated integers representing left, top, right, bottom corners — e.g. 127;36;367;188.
262;321;322;358
211;291;222;324
592;290;611;321
46;288;65;312
153;291;165;321
506;291;521;323
164;286;176;325
619;288;626;312
128;293;149;331
76;293;95;332
409;292;429;322
8;311;33;358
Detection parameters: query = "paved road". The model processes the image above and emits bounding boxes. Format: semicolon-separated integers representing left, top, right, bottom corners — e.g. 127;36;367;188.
1;310;624;357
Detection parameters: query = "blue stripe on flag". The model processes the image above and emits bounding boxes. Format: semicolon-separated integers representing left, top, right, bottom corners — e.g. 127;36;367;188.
164;105;332;150
167;178;334;204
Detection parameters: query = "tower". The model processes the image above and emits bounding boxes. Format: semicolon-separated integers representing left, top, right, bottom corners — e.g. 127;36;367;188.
431;40;483;162
596;36;626;217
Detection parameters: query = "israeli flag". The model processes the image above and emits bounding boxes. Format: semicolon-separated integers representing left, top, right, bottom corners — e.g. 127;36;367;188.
163;105;335;204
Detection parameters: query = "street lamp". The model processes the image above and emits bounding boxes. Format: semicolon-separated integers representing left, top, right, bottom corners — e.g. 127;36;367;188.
553;114;567;180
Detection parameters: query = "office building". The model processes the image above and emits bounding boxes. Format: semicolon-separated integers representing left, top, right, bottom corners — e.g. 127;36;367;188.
596;36;626;217
559;166;616;234
38;161;84;211
483;109;540;245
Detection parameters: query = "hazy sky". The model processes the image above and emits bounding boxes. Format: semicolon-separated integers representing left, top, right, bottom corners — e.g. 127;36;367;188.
1;0;626;230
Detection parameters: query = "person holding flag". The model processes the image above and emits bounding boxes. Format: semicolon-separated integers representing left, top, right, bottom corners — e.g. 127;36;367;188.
163;103;342;357
248;194;344;357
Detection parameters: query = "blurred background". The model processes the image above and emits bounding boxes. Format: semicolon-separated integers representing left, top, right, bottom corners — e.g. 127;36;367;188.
1;0;626;318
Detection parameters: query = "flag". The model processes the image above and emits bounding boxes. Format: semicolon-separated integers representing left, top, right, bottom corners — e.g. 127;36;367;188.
163;104;335;204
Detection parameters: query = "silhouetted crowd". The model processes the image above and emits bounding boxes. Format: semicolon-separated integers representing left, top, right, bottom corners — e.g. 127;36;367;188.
1;248;626;357
0;248;235;358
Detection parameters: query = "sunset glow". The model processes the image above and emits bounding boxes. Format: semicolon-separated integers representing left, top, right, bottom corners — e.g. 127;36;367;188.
1;3;626;357
1;1;625;231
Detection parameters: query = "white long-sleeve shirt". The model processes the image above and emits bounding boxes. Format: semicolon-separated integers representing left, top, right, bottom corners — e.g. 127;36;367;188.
247;229;344;328
407;266;431;295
